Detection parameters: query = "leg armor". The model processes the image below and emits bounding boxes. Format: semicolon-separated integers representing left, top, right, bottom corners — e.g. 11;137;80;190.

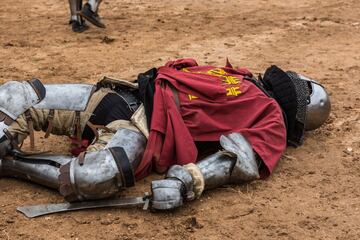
151;133;260;210
59;147;134;202
6;84;97;150
88;0;102;13
0;128;146;202
0;79;45;156
68;0;89;33
59;128;146;201
0;154;72;189
68;0;83;22
6;82;142;152
34;84;95;111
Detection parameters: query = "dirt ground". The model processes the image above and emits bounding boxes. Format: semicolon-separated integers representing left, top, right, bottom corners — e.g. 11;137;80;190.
0;0;360;239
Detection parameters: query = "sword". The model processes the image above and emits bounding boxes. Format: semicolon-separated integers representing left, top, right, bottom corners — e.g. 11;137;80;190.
17;193;151;218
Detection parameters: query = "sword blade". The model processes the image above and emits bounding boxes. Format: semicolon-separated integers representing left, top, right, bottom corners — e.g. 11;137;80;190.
17;196;147;218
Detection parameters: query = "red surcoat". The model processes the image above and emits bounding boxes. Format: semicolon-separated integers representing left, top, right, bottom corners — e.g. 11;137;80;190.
136;58;287;179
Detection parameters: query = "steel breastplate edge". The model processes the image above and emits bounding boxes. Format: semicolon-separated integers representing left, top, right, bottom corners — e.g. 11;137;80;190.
34;84;95;111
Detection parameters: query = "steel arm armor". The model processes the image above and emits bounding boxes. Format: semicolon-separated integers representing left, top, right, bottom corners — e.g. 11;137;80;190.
151;133;260;210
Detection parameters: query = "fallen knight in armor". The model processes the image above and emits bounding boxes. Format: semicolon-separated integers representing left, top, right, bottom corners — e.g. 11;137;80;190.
0;58;331;210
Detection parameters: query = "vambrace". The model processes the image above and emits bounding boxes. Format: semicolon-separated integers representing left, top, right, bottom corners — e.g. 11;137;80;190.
200;132;260;188
151;133;260;210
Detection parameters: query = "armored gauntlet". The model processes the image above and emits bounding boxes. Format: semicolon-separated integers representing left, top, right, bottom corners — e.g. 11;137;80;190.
151;133;260;210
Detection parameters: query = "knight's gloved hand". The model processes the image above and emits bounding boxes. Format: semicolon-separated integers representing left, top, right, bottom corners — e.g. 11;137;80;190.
151;179;186;210
0;137;12;158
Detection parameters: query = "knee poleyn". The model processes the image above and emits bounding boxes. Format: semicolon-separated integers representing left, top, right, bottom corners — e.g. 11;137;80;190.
0;79;45;141
59;147;135;202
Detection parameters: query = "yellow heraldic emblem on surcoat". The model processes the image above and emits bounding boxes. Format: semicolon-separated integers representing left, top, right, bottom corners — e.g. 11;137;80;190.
226;86;241;96
223;75;240;85
182;67;243;100
188;94;199;101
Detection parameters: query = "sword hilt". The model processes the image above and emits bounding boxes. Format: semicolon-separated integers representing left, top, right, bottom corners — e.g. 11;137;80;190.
142;192;151;210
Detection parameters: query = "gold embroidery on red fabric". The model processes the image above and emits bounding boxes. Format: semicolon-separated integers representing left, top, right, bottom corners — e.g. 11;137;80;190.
183;67;243;98
188;94;199;101
223;75;240;85
226;87;241;96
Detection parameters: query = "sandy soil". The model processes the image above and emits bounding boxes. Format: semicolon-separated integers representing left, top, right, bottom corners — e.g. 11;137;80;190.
0;0;360;239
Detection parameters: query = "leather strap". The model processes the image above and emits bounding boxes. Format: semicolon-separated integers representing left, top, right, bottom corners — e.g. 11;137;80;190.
78;151;86;166
59;162;79;202
44;109;55;138
3;128;19;151
74;111;81;147
109;147;135;188
86;122;115;143
3;129;49;156
24;110;35;150
0;111;14;125
27;78;46;101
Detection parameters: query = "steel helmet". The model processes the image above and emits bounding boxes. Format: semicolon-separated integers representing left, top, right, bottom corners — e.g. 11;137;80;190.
262;66;331;146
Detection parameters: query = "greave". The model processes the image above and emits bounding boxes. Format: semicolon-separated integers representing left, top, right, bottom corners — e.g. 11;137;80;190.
7;84;99;148
0;146;140;202
68;0;83;22
0;155;72;189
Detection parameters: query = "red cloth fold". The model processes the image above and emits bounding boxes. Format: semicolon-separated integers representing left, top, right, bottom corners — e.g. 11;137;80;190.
136;58;286;180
